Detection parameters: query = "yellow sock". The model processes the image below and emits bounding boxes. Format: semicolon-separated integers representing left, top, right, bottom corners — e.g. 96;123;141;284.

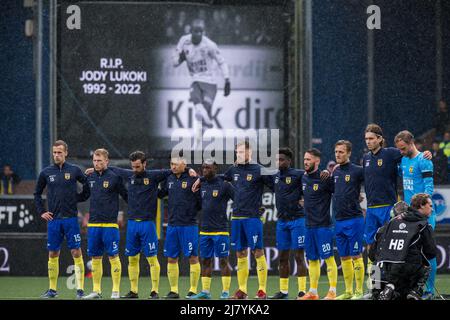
92;258;103;293
325;257;338;289
237;257;249;293
110;256;122;293
308;260;320;291
202;277;212;292
298;276;307;293
341;259;354;294
167;262;179;293
222;276;231;292
256;255;268;291
128;254;140;293
280;278;289;294
48;257;59;291
73;256;85;291
367;258;373;290
147;256;160;293
189;262;201;293
353;257;365;294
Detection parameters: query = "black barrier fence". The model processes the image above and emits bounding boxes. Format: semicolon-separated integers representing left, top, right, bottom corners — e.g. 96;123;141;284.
1;229;450;276
2;195;450;276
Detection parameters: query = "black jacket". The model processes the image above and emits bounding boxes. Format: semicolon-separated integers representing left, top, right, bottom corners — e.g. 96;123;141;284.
369;208;436;265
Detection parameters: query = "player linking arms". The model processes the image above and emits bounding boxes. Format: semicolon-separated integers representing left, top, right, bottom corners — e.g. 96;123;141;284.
362;124;432;297
83;149;128;299
86;151;175;299
190;159;234;299
158;157;202;299
34;140;90;299
192;141;274;299
269;148;309;299
300;149;338;300
172;19;230;148
332;141;365;300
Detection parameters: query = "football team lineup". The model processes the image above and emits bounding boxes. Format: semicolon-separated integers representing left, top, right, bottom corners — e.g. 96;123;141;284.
28;125;442;301
4;1;450;307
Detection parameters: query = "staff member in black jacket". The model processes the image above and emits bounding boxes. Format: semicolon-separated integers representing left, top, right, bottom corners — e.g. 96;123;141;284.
369;193;437;300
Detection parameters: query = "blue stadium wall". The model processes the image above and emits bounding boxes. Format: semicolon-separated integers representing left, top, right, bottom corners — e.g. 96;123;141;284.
1;1;450;179
313;0;450;164
0;1;50;180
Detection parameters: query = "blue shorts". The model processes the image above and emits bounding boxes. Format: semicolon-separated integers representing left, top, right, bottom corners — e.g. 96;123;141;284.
335;217;364;257
305;226;334;261
364;206;392;245
199;234;230;258
276;218;306;251
47;217;81;251
164;225;199;258
231;218;264;251
87;227;120;257
125;220;158;257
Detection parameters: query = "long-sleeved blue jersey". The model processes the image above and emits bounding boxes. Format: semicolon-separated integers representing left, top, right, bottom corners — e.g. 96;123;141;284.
199;176;234;233
34;162;90;218
159;170;201;226
109;167;172;221
332;162;364;221
362;147;402;207
399;152;434;204
302;170;334;228
87;168;128;223
223;163;274;218
273;167;304;220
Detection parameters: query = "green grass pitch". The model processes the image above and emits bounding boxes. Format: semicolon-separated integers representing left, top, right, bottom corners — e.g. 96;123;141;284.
1;275;450;299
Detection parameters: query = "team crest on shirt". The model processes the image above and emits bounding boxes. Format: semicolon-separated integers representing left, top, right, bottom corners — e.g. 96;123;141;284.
64;173;71;180
377;159;383;167
345;175;351;182
246;174;253;181
285;177;292;184
103;181;109;188
212;190;219;197
313;184;319;191
143;178;149;185
182;181;188;189
409;166;414;174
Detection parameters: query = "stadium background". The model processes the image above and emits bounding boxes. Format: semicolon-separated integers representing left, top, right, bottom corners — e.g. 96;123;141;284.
1;0;450;281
